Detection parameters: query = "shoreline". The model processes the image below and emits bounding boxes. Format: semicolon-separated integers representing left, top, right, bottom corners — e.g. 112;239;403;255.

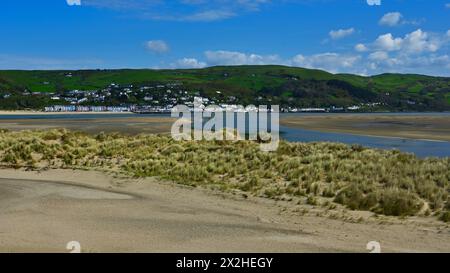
280;114;450;143
280;126;450;143
1;112;450;146
0;110;136;115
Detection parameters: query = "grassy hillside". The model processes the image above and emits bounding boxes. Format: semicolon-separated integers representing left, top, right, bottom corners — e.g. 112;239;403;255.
0;65;449;111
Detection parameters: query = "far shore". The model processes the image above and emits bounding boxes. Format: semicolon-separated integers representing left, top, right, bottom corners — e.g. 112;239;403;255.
0;110;136;115
281;114;450;142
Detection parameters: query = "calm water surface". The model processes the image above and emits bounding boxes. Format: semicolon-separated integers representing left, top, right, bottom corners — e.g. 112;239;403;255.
1;112;449;158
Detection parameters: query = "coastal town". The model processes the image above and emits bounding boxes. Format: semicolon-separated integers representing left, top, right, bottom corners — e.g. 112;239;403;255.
38;81;382;113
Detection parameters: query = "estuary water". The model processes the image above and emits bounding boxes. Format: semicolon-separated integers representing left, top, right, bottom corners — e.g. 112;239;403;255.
0;112;449;158
280;125;450;158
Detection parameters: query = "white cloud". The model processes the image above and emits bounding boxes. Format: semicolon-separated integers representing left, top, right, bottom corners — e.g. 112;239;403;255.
368;51;389;61
378;12;423;27
402;29;440;54
290;53;361;73
329;28;355;40
181;0;269;11
379;12;402;26
176;50;361;74
373;29;441;54
173;58;207;69
185;31;447;75
374;33;403;51
367;0;381;6
356;29;450;75
365;53;450;75
182;10;236;22
77;0;269;21
355;43;368;52
145;40;170;53
204;50;280;66
66;0;81;5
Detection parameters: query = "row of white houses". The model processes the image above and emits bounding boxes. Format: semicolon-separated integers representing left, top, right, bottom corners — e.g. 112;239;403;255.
44;105;134;112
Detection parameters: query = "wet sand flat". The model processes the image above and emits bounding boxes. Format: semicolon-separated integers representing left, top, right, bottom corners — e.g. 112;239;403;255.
0;116;175;135
0;169;449;253
281;114;450;142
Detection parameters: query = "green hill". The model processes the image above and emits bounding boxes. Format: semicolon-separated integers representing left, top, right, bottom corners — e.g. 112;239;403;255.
0;65;449;111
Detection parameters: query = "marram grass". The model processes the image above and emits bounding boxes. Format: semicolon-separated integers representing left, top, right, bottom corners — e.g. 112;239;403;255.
1;129;449;221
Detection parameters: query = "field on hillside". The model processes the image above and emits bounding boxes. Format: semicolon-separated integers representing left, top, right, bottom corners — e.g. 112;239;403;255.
1;66;448;93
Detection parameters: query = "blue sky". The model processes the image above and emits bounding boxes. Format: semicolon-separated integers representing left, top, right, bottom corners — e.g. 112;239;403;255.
0;0;449;76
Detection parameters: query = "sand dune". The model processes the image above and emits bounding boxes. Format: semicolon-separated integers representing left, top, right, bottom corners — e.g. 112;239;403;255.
0;169;448;253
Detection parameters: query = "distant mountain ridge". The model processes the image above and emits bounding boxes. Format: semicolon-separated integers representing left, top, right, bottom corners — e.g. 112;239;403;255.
0;65;449;111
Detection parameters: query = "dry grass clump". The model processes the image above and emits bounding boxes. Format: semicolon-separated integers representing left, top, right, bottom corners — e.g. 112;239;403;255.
440;200;450;222
0;129;449;220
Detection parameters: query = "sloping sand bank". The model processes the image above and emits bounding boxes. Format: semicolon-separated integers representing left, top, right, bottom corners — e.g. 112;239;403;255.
0;169;448;253
281;114;450;142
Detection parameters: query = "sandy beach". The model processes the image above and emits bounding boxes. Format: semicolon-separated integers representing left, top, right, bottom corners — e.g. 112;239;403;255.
281;114;450;142
0;168;449;253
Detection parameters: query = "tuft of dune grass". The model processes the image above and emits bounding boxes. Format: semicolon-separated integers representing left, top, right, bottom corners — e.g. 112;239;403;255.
0;128;449;220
